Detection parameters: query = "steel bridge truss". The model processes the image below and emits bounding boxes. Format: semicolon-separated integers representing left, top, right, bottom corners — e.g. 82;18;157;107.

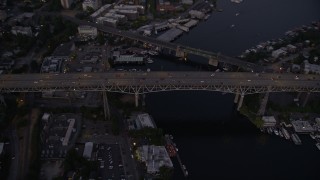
1;83;319;95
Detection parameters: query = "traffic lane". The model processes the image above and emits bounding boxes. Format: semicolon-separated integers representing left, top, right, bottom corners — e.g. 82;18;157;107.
1;76;319;89
1;72;319;81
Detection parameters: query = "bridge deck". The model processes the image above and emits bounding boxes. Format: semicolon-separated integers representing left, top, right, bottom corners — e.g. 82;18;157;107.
0;72;319;94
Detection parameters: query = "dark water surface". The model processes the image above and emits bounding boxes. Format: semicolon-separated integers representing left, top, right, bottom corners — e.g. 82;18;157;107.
144;0;320;179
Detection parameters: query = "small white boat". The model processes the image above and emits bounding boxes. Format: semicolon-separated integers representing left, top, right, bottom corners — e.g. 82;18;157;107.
147;58;154;64
310;133;316;139
279;130;284;138
231;24;235;28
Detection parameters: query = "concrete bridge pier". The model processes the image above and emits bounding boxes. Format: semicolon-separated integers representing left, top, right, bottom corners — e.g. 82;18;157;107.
102;91;110;120
257;92;270;116
176;48;187;59
208;57;218;67
237;93;245;111
135;92;139;107
0;95;6;107
296;92;302;100
142;94;146;107
302;92;311;107
234;93;240;103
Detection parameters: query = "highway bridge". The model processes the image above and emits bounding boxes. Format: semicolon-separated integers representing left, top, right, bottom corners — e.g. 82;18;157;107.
42;12;263;72
1;72;319;94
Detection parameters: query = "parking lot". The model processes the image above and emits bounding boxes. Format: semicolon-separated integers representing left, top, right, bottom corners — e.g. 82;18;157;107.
97;143;125;180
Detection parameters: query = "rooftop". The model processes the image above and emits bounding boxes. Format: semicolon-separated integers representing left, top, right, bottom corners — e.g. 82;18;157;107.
292;120;314;133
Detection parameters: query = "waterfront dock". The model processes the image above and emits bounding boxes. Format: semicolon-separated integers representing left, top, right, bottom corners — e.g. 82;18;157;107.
291;133;302;145
176;153;189;177
157;28;184;42
165;134;188;177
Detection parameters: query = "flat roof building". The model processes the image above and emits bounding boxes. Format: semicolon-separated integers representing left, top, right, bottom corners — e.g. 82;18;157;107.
11;26;32;36
114;5;145;14
41;56;66;73
135;113;156;129
114;55;144;64
116;9;138;20
62;119;75;146
97;17;118;27
189;10;205;19
42;113;51;122
90;4;112;19
137;145;173;174
303;60;320;74
262;116;277;127
61;0;73;9
78;25;98;38
82;0;101;11
292;120;314;133
272;49;287;58
83;142;93;159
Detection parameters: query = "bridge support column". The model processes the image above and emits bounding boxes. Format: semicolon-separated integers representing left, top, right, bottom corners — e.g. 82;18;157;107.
237;93;245;111
135;92;139;107
234;93;240;103
142;94;146;107
103;91;110;120
257;92;270;116
302;92;310;107
176;48;187;58
208;57;218;67
0;95;6;107
297;92;302;100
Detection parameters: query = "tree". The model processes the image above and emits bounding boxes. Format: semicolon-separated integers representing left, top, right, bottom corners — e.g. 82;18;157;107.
30;60;39;73
97;33;106;45
49;0;62;11
86;6;95;14
159;166;173;180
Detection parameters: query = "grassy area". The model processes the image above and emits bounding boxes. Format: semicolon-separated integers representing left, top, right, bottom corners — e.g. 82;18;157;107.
268;100;320;114
238;94;264;128
129;128;165;146
240;105;264;128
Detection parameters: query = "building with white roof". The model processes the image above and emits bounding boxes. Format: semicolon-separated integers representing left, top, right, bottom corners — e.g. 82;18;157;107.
262;116;277;127
189;10;205;19
271;49;287;58
114;5;145;14
62;119;75;146
137;145;173;174
90;4;112;19
78;25;98;38
61;0;73;9
115;9;138;20
82;0;101;10
303;60;320;74
11;26;32;36
135;113;156;129
97;16;118;27
114;55;144;64
41;56;66;73
104;12;127;23
292;120;314;133
83;142;93;159
42;113;51;122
